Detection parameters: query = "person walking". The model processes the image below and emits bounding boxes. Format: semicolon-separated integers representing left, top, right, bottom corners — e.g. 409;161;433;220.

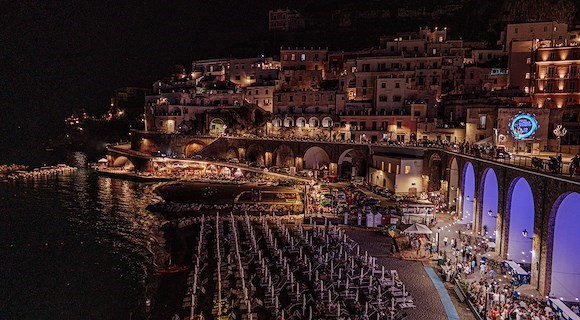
443;236;448;248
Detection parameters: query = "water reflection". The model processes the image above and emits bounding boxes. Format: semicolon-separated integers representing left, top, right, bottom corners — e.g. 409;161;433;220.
0;168;164;319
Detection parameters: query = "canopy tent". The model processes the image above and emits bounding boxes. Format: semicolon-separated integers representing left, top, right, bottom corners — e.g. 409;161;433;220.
402;223;433;234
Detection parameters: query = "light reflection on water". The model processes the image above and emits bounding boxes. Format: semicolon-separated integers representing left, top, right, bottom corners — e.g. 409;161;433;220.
0;167;165;320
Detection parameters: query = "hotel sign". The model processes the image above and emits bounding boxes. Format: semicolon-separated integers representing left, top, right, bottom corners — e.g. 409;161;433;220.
509;113;538;140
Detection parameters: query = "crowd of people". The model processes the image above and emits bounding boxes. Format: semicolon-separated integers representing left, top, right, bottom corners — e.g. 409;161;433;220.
434;228;562;319
467;277;558;320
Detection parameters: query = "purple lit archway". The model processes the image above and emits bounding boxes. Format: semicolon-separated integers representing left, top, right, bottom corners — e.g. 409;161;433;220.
506;177;534;265
550;192;580;301
461;162;475;226
480;168;498;241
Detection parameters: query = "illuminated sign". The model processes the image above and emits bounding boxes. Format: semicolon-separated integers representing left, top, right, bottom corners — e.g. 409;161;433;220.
509;113;539;140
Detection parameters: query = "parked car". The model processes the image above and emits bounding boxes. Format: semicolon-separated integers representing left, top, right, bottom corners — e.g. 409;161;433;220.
497;150;512;159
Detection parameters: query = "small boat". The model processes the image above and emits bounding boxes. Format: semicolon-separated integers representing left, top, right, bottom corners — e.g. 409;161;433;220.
157;265;191;275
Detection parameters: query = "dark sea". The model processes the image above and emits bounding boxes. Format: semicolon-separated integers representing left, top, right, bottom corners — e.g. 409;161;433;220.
0;151;165;320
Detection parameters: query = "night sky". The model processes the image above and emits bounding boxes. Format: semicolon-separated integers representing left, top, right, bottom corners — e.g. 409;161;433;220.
0;0;273;157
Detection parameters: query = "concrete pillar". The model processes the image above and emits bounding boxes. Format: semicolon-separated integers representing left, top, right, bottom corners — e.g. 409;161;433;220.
265;152;273;167
295;157;303;171
329;162;338;176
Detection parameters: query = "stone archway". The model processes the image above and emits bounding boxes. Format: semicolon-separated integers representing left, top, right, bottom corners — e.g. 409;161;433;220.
338;148;366;178
283;117;294;128
338;149;355;178
225;147;239;160
246;144;265;165
322;117;333;128
112;156;135;171
184;141;206;158
303;146;330;170
274;144;295;168
547;192;580;301
308;117;320;127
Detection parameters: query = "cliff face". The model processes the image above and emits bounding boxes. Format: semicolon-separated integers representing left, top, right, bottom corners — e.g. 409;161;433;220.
501;0;576;24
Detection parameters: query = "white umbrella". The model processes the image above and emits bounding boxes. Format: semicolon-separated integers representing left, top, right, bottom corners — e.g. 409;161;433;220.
402;223;433;234
97;158;108;163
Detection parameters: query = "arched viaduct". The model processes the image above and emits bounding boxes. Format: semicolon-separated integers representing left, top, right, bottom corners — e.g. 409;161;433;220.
424;149;580;299
109;134;580;299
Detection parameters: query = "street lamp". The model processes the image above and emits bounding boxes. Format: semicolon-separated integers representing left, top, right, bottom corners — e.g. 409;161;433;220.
553;124;567;154
436;227;442;253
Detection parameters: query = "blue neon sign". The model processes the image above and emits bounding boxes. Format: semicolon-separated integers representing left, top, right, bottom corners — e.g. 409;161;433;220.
509;113;538;140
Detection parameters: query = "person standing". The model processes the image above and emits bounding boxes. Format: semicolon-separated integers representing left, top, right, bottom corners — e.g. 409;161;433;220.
443;236;448;248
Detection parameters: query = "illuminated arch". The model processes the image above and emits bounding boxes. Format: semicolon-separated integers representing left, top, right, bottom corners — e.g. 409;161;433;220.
112;156;135;170
461;162;476;225
272;118;282;127
504;177;535;265
480;167;499;241
322;117;333;128
283;117;294;128
184;141;206;157
308;117;320;127
303;146;330;170
548;192;580;301
296;117;307;127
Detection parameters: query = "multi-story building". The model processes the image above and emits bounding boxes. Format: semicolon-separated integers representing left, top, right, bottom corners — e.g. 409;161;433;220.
465;106;498;143
368;153;424;194
228;57;280;87
192;58;230;81
280;48;327;90
244;81;278;113
351;55;444;115
533;45;580;109
269;9;305;32
505;22;568;51
471;49;508;65
506;22;569;91
334;103;427;143
144;78;243;133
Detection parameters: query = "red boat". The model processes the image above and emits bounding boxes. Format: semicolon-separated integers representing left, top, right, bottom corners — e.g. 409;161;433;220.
157;265;191;275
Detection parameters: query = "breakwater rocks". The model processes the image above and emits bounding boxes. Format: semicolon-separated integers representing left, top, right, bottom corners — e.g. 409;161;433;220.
1;164;77;181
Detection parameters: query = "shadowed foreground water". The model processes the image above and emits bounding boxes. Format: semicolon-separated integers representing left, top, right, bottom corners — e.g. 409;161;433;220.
0;169;165;320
